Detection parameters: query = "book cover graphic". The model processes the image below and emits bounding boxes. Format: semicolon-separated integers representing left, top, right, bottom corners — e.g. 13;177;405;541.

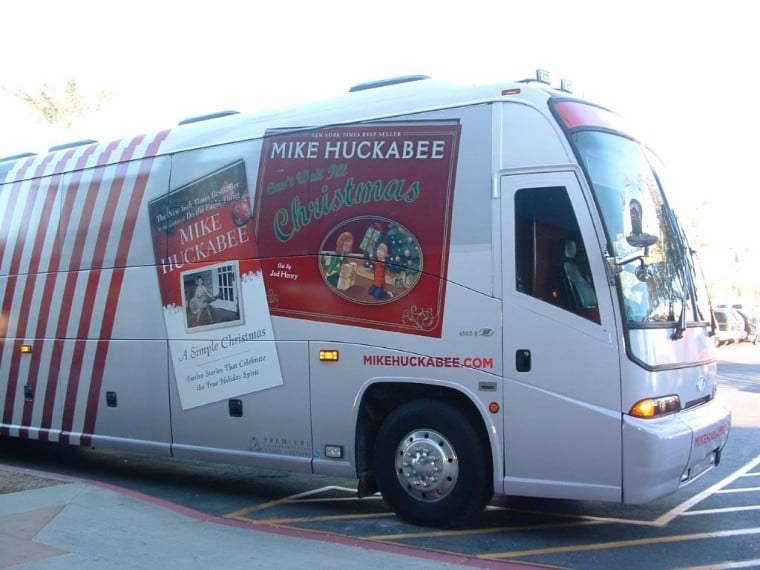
254;123;461;338
149;159;283;410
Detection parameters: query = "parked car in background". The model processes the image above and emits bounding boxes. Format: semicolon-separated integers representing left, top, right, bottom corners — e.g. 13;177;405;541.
733;308;758;343
713;308;745;346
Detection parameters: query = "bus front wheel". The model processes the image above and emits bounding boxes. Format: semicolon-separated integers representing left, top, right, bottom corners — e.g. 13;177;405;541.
373;399;491;526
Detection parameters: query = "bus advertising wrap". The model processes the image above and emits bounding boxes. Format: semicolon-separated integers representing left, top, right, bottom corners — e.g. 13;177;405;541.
148;122;460;409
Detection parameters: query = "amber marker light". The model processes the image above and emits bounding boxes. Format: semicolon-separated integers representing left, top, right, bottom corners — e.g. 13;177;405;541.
489;402;500;414
319;349;340;362
630;395;680;418
20;344;32;354
501;88;521;96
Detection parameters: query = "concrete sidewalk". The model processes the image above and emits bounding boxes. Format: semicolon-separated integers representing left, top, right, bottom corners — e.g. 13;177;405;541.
0;468;533;569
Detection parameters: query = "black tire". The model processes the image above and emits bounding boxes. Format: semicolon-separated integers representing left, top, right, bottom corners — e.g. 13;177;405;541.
373;399;492;526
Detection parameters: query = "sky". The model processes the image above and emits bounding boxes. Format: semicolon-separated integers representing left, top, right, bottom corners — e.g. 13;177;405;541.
1;0;758;246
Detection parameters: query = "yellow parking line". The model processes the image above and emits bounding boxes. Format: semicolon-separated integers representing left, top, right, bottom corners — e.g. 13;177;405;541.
293;495;383;504
227;498;286;519
225;485;359;518
255;512;393;525
366;520;604;541
480;527;760;560
486;505;656;527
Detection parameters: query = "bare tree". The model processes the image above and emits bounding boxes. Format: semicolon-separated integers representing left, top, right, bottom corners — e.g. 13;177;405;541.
4;79;110;128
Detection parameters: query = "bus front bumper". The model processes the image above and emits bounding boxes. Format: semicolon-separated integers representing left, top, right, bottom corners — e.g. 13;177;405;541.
622;399;731;504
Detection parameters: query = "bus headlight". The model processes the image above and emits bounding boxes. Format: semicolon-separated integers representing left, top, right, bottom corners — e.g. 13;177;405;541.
629;395;681;418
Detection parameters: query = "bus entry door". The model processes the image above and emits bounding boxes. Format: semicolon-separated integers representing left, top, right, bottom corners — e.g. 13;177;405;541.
500;171;622;502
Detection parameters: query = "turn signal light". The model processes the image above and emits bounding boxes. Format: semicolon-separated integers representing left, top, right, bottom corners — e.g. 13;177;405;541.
319;349;340;362
630;395;681;418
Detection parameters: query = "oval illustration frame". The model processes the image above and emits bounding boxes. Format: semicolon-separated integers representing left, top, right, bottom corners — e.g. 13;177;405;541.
317;216;424;306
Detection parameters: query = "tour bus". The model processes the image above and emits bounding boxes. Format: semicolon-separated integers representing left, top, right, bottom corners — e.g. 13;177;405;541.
0;72;731;525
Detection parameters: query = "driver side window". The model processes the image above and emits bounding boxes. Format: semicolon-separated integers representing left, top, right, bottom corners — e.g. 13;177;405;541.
514;186;600;323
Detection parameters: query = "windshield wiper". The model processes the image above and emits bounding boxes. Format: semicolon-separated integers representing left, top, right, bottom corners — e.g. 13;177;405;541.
671;294;688;340
660;206;695;341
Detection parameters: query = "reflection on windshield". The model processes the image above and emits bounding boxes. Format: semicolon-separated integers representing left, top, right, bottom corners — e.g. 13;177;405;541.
619;260;683;323
573;131;696;325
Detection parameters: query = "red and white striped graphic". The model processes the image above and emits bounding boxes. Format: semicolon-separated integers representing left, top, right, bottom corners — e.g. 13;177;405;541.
0;131;169;445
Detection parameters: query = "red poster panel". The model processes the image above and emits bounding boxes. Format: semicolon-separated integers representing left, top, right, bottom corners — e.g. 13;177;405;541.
254;123;460;337
149;160;256;317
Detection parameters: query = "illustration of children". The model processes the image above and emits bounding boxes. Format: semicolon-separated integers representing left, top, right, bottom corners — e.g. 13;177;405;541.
322;231;355;286
368;242;391;299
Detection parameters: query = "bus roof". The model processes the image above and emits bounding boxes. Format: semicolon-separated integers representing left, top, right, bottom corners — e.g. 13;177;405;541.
0;76;567;184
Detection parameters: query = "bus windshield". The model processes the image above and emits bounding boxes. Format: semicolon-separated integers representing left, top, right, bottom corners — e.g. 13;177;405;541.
572;130;705;326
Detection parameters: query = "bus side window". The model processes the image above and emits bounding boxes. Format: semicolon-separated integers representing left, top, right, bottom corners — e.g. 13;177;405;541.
514;186;600;323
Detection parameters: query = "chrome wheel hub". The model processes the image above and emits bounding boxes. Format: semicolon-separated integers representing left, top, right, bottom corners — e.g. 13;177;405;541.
394;429;458;502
